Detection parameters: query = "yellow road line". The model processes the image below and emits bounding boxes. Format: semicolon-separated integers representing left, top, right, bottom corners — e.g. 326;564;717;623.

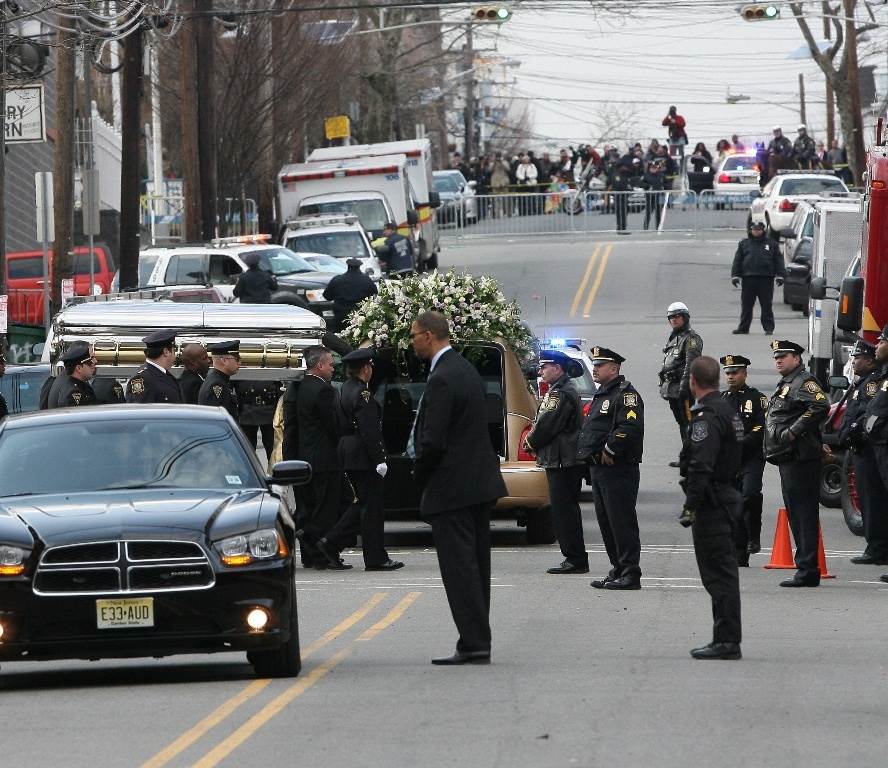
569;243;601;318
192;592;422;768
140;591;388;768
582;243;613;318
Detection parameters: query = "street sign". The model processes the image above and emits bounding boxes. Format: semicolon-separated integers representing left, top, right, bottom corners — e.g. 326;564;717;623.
0;296;7;334
324;115;351;141
5;84;47;143
61;278;75;306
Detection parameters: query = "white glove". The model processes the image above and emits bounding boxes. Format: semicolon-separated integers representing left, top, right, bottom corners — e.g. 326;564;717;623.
376;462;388;478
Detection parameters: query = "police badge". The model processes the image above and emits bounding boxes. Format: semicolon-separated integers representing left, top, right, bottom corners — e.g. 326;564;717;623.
600;398;610;413
866;381;878;397
212;385;223;398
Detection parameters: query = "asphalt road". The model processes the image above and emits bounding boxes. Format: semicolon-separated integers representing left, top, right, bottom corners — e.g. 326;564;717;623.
3;232;887;768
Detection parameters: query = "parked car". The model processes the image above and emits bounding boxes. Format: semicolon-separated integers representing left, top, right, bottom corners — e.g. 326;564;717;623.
0;405;311;677
0;363;50;414
779;201;816;313
432;170;477;225
280;214;382;279
748;170;851;236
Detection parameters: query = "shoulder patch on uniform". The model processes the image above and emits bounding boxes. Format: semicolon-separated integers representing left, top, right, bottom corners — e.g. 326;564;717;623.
212;385;223;398
626;409;637;419
130;378;144;394
815;392;826;401
623;392;638;407
803;380;822;394
688;337;699;349
866;381;878;397
72;392;82;405
361;390;371;402
691;420;708;442
541;392;560;411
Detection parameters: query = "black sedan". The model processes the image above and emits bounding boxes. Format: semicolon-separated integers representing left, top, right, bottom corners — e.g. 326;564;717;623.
0;405;310;678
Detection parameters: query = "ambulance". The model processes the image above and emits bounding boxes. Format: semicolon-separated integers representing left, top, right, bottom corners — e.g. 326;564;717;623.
277;154;419;254
308;139;441;269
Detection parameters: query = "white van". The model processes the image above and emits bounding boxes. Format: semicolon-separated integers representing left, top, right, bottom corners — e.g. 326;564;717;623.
308;139;441;269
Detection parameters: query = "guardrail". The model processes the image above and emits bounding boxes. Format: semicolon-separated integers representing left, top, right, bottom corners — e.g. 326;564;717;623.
436;190;752;238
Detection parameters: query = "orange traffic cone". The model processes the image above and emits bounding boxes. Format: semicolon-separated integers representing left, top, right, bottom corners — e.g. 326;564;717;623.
817;524;836;579
763;507;796;570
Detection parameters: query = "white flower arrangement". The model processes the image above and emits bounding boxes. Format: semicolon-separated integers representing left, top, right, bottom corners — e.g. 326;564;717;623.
341;270;533;361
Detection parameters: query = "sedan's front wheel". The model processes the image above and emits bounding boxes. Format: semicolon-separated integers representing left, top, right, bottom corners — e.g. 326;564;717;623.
248;596;301;678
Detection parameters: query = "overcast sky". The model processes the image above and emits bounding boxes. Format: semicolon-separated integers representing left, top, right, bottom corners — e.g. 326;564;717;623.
458;1;888;154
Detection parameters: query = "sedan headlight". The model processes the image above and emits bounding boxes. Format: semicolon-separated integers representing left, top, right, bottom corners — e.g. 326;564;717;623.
0;545;28;576
304;289;324;303
216;529;287;567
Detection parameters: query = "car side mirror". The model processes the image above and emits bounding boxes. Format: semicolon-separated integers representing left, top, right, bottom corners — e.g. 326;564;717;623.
406;210;419;226
779;228;796;239
809;276;827;300
836;275;864;332
267;460;312;486
429;191;441;208
828;375;849;391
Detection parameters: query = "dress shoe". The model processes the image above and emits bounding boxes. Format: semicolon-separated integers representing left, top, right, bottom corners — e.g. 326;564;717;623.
747;540;761;555
690;642;742;660
603;576;641;590
850;554;888;565
547;561;590;574
590;576;615;589
732;328;749;335
668;460;681;468
365;559;405;571
316;539;353;570
779;575;819;587
737;556;750;567
431;650;491;665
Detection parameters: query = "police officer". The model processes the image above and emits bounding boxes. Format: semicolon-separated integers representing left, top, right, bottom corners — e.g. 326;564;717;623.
233;252;278;303
720;355;767;563
764;340;829;587
331;348;404;571
198;340;241;423
378;222;415;275
679;356;744;660
793;124;817;168
54;344;99;407
579;347;644;590
767;126;793;160
236;379;280;460
179;343;211;405
524;349;587;574
608;159;632;234
730;221;784;335
660;301;703;465
322;258;378;333
125;329;183;403
839;338;888;565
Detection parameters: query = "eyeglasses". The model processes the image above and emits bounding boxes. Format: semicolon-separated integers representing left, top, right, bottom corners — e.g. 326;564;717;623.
80;358;98;367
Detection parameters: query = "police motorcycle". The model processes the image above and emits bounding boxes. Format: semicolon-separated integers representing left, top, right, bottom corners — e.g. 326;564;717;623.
561;159;606;216
820;375;862;536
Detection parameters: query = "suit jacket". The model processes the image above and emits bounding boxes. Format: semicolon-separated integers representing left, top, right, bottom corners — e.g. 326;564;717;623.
289;373;341;473
414;349;507;515
179;369;204;405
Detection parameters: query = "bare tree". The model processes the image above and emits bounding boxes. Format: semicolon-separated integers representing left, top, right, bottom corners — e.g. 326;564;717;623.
589;102;642;150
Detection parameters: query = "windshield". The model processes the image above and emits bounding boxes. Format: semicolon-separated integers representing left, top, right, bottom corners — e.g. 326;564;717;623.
242;247;317;276
781;178;847;196
286;231;371;260
298;200;388;234
295;253;348;274
722;157;757;172
433;174;462;194
0;419;260;496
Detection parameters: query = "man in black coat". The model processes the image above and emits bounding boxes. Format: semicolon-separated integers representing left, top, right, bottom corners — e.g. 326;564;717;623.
233;252;278;303
328;348;403;571
54;344;99;408
179;344;210;405
410;311;507;665
0;353;7;420
378;222;415;275
323;258;378;332
731;220;785;335
125;329;183;404
198;340;241;424
282;345;354;570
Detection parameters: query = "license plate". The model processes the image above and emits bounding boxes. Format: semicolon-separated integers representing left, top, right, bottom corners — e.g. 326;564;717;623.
96;597;154;629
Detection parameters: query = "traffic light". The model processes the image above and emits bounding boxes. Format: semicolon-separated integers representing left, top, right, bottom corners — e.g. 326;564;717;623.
739;4;780;20
471;5;512;23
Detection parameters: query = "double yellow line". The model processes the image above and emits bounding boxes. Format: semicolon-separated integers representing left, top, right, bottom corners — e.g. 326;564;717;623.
569;242;613;319
142;591;420;768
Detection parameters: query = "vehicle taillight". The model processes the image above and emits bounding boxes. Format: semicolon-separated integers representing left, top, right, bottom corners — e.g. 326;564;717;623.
718;173;731;183
779;199;798;212
517;424;535;462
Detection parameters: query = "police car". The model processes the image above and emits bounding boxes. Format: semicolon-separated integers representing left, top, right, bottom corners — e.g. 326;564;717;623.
280;214;382;279
748;170;851;236
712;152;760;199
538;338;598;409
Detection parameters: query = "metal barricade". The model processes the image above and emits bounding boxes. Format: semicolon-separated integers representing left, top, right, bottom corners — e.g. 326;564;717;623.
697;189;758;230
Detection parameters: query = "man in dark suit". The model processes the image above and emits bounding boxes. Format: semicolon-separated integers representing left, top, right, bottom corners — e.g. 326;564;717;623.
179;344;210;405
282;345;354;570
410;311;507;665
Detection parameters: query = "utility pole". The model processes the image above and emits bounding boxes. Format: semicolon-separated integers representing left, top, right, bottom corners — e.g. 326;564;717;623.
118;28;143;290
179;0;201;241
843;0;865;183
52;18;77;312
196;0;217;241
1;3;8;312
822;1;835;146
463;22;475;160
798;73;807;125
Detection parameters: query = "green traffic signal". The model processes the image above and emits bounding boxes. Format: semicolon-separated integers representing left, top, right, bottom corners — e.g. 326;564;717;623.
740;3;780;20
472;5;512;23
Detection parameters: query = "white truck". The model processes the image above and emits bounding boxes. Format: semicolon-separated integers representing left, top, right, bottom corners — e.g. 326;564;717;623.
807;199;862;382
277;154;419;249
308;139;441;269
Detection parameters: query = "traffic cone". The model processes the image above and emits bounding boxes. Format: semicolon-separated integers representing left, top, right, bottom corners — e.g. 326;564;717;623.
817;524;836;579
763;507;796;570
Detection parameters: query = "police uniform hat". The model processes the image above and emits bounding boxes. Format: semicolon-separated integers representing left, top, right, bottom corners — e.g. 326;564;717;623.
142;329;177;348
206;340;240;355
342;348;374;365
770;339;805;357
850;338;877;358
589;346;625;365
61;343;93;365
346;258;362;268
539;349;583;378
719;354;751;370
